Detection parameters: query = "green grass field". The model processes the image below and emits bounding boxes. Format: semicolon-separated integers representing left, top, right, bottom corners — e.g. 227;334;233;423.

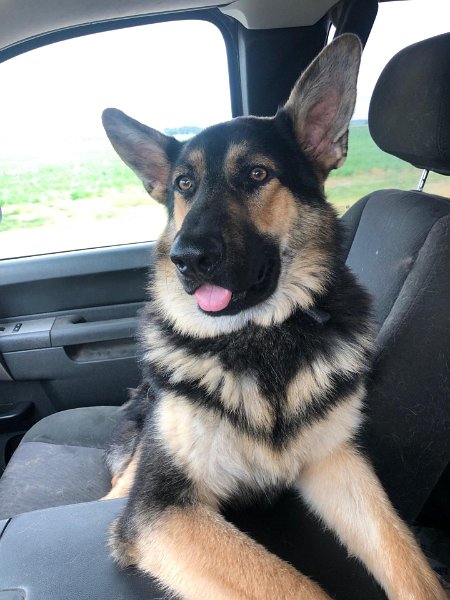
327;124;450;213
0;151;152;231
1;124;449;235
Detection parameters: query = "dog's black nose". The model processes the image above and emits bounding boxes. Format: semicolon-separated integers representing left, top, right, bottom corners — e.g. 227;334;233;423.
170;236;223;279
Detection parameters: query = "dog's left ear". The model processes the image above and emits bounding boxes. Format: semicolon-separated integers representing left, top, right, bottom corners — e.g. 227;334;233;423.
282;34;362;178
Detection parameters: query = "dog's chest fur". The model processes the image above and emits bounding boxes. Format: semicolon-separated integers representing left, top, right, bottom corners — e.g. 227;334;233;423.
154;387;364;506
141;299;371;505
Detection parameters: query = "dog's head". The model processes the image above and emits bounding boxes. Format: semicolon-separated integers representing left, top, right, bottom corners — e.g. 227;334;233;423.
102;34;361;337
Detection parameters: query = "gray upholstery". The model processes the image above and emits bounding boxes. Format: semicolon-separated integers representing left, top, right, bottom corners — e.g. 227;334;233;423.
342;190;450;520
0;499;165;600
343;189;450;328
21;405;120;448
0;406;120;519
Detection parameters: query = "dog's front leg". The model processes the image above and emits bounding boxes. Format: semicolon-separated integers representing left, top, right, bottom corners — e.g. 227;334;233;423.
111;502;331;600
296;442;446;600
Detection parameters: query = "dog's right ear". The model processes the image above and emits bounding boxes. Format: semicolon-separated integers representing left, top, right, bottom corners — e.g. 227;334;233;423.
102;108;181;204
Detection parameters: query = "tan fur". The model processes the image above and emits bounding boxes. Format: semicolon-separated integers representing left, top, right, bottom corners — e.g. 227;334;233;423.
155;388;364;505
224;142;276;174
132;505;331;600
143;318;371;437
231;374;275;429
174;194;190;230
171;148;206;229
171;148;205;231
250;180;298;242
224;146;296;244
223;143;277;186
172;148;205;182
142;321;372;438
143;327;275;432
285;331;373;416
102;453;139;500
180;148;206;175
224;142;250;174
297;444;446;600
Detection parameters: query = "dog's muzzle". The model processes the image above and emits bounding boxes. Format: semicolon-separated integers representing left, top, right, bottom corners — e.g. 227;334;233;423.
169;227;281;316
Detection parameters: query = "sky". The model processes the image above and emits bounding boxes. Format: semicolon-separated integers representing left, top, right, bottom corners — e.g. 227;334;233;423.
0;0;449;157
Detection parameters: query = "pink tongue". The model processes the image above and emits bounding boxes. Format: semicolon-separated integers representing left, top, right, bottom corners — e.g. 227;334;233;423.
194;284;232;312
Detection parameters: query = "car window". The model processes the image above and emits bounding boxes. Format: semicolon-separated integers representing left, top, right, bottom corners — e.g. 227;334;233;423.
0;20;231;259
326;0;450;214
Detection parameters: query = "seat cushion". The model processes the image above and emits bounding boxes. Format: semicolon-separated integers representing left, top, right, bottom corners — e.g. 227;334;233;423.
0;406;120;519
342;190;450;520
341;189;450;329
21;405;120;449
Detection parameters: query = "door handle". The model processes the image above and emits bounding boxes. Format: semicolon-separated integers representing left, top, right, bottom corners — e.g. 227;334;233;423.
0;315;138;353
50;315;138;347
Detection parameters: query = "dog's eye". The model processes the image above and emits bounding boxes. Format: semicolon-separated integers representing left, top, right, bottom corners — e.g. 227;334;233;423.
249;167;268;182
176;176;193;192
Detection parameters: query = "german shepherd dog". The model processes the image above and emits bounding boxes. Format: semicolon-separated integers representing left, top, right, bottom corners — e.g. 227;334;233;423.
101;34;445;600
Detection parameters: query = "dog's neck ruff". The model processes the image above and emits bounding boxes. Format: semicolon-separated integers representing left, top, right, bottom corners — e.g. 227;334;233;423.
154;289;319;338
152;260;330;340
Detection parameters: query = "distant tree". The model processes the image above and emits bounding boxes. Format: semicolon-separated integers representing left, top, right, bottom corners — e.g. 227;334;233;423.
164;125;203;136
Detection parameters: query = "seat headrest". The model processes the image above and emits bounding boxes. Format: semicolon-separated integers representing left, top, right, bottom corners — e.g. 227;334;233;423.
368;32;450;176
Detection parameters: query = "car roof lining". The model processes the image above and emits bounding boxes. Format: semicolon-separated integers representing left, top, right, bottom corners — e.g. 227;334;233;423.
220;0;338;29
0;0;340;54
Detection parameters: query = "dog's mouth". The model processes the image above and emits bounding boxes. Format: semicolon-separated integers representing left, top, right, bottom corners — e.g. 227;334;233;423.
184;259;279;316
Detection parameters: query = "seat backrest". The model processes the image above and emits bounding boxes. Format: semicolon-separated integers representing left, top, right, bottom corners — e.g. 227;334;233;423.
340;32;450;522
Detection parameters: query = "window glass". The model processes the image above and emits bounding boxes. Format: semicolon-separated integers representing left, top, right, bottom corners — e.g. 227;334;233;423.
0;20;231;259
326;0;450;214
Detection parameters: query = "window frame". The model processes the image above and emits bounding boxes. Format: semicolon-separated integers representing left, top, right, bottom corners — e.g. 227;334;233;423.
0;8;242;116
0;9;241;259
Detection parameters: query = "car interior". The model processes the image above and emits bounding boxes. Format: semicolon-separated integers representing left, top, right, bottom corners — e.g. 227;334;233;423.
0;0;449;598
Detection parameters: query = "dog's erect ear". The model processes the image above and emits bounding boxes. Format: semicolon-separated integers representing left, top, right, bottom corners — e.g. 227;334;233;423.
102;108;181;204
282;34;361;177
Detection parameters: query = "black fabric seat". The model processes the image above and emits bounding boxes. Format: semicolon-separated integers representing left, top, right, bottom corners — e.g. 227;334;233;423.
0;33;449;526
344;188;450;520
0;407;119;518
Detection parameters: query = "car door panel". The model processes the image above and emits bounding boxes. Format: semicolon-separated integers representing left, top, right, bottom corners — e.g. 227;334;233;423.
0;243;153;318
0;242;155;467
